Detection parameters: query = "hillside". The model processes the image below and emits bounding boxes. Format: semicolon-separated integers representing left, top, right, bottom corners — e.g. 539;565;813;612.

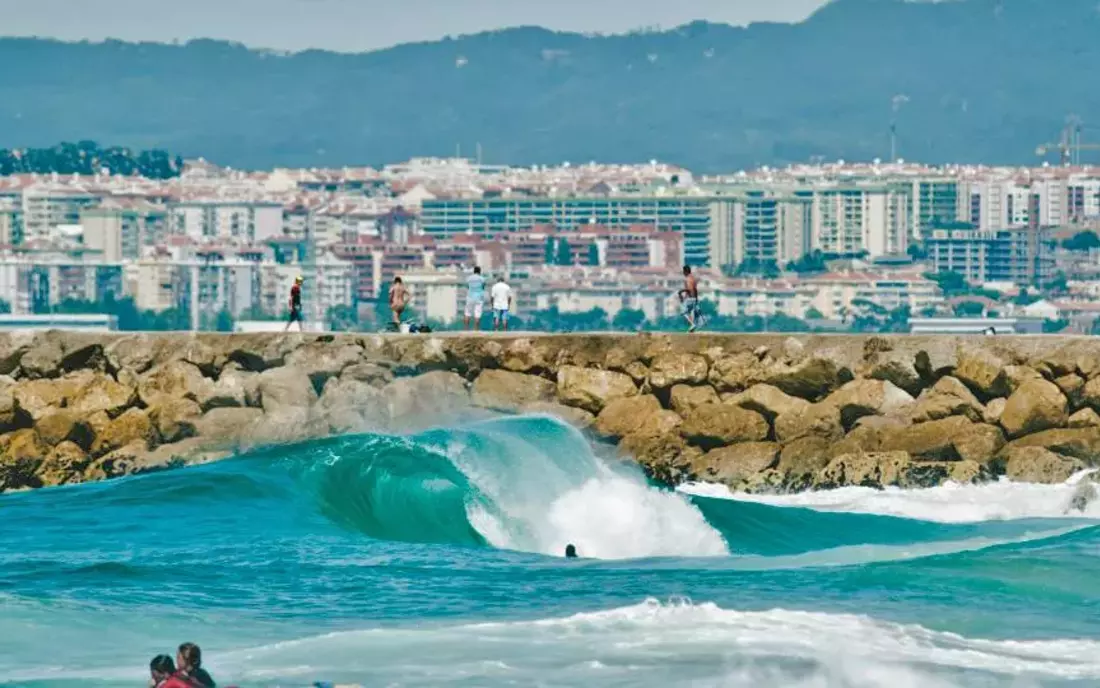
1;0;1098;172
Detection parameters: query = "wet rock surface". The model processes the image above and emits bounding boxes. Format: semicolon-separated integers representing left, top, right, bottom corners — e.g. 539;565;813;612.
1;332;1098;493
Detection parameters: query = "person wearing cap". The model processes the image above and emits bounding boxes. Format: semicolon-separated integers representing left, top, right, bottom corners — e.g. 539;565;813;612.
284;275;304;332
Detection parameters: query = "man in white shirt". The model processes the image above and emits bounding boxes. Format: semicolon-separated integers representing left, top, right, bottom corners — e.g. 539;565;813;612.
490;276;513;332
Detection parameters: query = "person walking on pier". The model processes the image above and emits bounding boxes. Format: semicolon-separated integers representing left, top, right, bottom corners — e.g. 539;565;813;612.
679;265;701;332
465;266;487;331
491;275;513;332
284;275;304;333
389;276;410;328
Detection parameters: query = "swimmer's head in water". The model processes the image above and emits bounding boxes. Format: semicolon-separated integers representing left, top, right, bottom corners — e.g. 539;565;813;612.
565;544;577;558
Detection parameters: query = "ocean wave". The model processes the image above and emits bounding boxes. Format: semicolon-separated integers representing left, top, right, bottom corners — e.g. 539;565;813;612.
680;470;1100;524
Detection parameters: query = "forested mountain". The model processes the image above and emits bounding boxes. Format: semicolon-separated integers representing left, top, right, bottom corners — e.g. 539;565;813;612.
1;0;1097;172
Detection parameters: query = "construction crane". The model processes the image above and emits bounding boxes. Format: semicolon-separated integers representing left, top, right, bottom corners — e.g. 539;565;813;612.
1036;116;1100;165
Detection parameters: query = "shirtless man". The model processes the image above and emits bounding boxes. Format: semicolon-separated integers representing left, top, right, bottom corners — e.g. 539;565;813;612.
389;276;409;327
679;265;700;332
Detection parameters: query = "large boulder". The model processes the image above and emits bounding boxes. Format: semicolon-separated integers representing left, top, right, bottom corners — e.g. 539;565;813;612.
776;436;832;491
10;375;90;422
954;346;1008;399
0;388;27;433
995;446;1085;484
0;429;47;490
724;384;809;422
680;403;769;450
146;398;202;444
314;377;385;433
909;376;985;423
67;373;136;418
35;409;93;448
257;366;319;414
1081;375;1100;412
774;403;844;443
709;352;770;394
1069;408;1100;429
341;362;395;387
984;398;1007;425
1001;427;1100;463
647;353;709;389
669;384;720;415
471;370;556;411
91;408;158;457
37;441;91;487
138;361;215;408
826;419;899;458
210;364;258;409
764;357;845;401
823;379;914;429
195;407;264;448
621;420;699;485
284;342;364;392
814;451;913;489
951;424;1005;465
381;371;470;426
595;395;667;439
867;356;923;397
691;442;780;486
880;415;972;460
18;338;64;379
1054;374;1085;408
556;366;637;414
0;332;34;375
1000;379;1069;439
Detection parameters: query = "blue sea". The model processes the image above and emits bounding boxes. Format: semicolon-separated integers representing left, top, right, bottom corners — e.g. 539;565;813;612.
2;415;1099;687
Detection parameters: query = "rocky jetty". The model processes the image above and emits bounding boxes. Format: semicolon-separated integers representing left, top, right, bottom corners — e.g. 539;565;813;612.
2;331;1099;493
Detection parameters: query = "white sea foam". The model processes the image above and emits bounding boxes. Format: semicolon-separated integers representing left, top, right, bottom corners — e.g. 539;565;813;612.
196;599;1100;687
679;470;1100;523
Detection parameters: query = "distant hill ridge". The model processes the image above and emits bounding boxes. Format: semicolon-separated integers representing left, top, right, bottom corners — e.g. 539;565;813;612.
1;0;1098;172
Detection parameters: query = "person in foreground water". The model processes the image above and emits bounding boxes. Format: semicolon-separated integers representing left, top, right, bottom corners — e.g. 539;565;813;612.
149;655;176;688
565;544;578;558
156;642;216;688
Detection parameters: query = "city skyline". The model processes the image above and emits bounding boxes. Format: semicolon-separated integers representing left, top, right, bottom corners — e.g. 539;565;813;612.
0;0;828;52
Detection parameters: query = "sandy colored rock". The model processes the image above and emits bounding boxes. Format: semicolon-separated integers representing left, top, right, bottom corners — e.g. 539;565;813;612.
285;342;364;391
18;338;64;379
998;365;1045;398
647;353;709;389
67;373;136;418
194;407;264;447
954;346;1008;399
880;415;972;460
909;376;985;423
211;363;259;408
984;398;1007;424
995;446;1085;484
669;384;720;415
35;409;88;447
139;361;215;407
381;371;470;426
1053;374;1084;406
867;354;924;397
827;422;893;458
774;403;844;443
257;365;319;414
951;424;1005;465
815;451;913;490
765;356;845;401
91;408;158;457
556;366;637;414
777;436;832;491
680;403;768;449
708;351;769;393
341;362;395;387
37;441;90;487
1068;407;1100;429
0;429;47;490
314;377;385;433
1002;427;1100;462
471;369;556;411
0;388;25;433
692;442;780;486
84;441;157;482
1000;379;1068;439
824;379;914;429
1081;375;1100;411
147;397;202;444
501;338;553;375
724;384;809;422
595;395;666;438
10;376;84;422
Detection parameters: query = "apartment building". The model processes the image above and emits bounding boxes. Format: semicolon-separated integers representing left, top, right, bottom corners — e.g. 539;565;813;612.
812;184;912;258
421;195;714;267
80;200;169;261
927;226;1056;287
170;200;283;244
802;270;942;319
708;193;814;269
912;178;963;237
0;202;22;245
21;187;100;240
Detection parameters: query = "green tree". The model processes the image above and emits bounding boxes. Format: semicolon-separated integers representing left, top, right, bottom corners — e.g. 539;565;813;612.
326;304;358;332
555;239;573;266
587;243;600;266
1063;231;1100;252
544;236;555;265
1044;271;1069;295
612;307;647;331
953;300;986;317
787;250;828;274
215;309;235;332
0;299;10;314
925;271;971;298
805;306;824;319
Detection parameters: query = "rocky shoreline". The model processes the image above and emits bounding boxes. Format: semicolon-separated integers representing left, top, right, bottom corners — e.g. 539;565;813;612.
2;331;1100;494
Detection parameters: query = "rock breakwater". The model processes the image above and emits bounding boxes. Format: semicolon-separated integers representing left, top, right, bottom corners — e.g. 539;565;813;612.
2;331;1099;493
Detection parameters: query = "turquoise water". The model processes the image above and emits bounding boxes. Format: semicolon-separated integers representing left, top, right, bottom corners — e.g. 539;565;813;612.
2;415;1099;687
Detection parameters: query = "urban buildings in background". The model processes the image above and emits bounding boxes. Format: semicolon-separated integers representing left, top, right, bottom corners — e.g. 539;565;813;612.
1;155;1100;333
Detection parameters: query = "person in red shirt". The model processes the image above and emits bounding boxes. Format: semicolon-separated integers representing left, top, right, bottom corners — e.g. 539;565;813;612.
283;275;304;332
157;643;216;688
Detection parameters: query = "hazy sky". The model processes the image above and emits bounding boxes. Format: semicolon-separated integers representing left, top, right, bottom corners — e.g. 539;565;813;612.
0;0;829;52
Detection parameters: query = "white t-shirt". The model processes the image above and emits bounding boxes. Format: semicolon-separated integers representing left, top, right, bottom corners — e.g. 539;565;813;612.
491;282;512;310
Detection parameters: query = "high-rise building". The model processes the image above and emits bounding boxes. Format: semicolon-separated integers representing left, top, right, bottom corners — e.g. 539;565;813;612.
927;226;1055;287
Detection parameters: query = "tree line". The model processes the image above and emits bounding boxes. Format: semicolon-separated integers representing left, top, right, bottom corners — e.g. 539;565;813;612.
0;141;184;179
